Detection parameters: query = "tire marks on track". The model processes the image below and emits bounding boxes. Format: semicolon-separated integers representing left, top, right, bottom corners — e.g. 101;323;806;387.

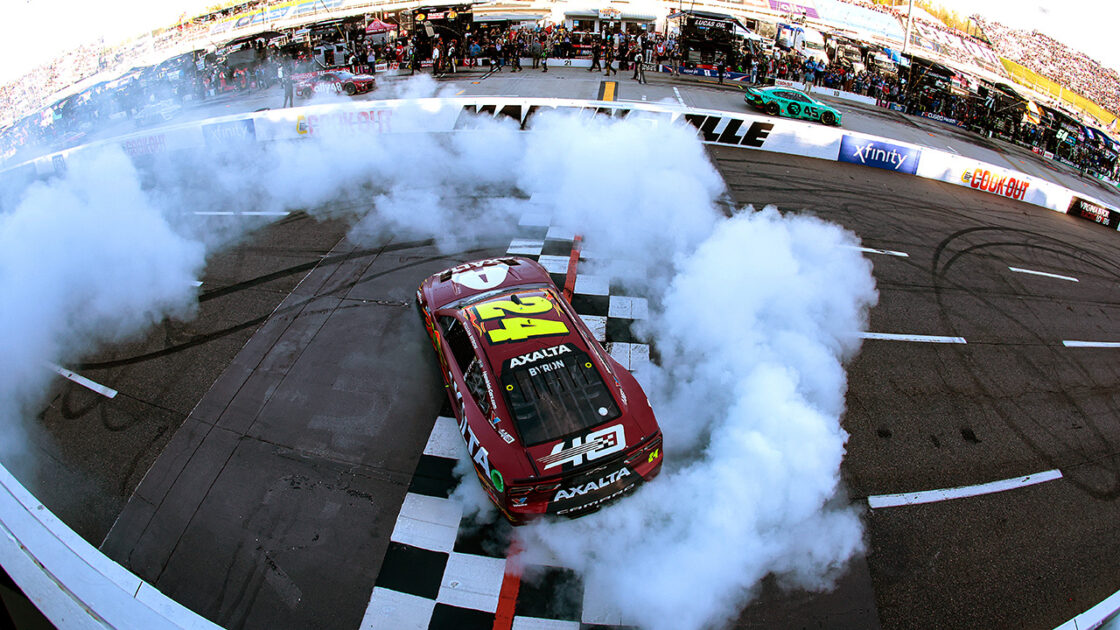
77;240;491;371
931;226;1120;501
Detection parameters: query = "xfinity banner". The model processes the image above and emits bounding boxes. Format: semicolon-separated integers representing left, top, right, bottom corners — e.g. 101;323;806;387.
202;119;256;146
838;135;920;174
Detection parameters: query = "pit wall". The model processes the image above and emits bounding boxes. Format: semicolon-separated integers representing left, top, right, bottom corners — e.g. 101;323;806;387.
3;97;1119;630
19;97;1120;230
0;465;220;629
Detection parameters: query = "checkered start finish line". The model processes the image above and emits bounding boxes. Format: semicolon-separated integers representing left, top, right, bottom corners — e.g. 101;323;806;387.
360;210;651;630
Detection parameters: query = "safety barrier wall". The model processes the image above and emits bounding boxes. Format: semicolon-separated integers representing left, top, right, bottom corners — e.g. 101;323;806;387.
2;97;1119;630
0;464;221;629
17;97;1120;228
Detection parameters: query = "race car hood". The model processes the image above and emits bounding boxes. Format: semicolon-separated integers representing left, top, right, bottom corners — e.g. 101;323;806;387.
422;257;552;310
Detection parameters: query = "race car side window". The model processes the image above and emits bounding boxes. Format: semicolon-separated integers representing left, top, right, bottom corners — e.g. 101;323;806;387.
439;315;475;373
464;358;492;416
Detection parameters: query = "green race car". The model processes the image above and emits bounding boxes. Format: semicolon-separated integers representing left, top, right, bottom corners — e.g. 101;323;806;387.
744;86;842;126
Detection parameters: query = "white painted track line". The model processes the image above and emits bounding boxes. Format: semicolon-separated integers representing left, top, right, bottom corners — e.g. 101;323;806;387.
47;363;118;399
1063;340;1120;348
1009;267;1079;282
868;469;1062;509
859;332;967;344
847;245;909;257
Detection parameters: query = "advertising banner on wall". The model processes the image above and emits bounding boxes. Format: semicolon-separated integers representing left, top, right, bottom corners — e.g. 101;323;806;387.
838;135;920;174
1067;196;1119;229
10;96;1117;227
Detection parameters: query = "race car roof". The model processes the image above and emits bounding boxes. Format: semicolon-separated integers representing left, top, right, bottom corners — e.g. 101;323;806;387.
461;286;592;369
425;257;550;309
423;255;621;403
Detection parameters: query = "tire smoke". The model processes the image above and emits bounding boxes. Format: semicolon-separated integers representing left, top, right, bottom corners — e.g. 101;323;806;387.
0;83;876;628
517;206;877;630
0;148;204;467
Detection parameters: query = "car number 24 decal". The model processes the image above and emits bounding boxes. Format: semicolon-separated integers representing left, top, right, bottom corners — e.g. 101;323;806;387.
473;296;568;344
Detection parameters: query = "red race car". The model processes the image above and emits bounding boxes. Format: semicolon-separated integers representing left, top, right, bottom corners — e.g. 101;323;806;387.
295;70;375;98
416;257;663;524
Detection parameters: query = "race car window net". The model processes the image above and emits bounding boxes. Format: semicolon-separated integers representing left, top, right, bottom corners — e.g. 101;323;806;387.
501;348;620;446
439;315;475;373
464;358;492;416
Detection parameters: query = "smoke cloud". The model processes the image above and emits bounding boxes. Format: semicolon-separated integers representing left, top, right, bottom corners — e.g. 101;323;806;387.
518;207;877;630
0;80;877;628
0;148;205;467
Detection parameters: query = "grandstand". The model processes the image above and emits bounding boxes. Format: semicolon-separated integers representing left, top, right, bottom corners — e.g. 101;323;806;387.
1;0;1118;137
810;0;905;42
974;16;1120;124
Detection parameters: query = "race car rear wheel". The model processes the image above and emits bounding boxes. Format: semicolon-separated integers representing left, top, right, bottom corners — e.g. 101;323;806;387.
344;83;356;96
822;111;837;126
766;102;780;116
787;103;801;117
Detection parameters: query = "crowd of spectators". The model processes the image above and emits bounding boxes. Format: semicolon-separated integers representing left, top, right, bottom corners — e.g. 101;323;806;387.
747;50;916;110
3;0;1119;164
974;17;1120;116
387;24;682;75
834;0;967;36
0;0;317;127
0;41;123;126
832;0;898;16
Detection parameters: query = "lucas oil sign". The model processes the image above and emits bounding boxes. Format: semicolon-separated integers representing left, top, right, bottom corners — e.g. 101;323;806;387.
838;135;920;174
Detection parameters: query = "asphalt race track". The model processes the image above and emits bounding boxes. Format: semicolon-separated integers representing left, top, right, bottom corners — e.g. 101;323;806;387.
9;69;1120;629
716;147;1120;628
